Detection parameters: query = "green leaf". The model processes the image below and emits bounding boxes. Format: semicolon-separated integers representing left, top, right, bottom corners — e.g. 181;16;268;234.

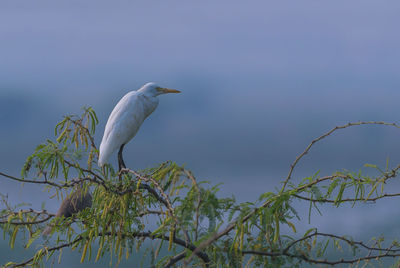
364;163;377;168
303;228;316;237
10;226;19;249
25;229;41;249
326;178;339;197
334;182;346;206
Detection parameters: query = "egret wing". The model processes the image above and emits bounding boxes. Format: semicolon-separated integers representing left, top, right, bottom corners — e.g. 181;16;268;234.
98;92;146;166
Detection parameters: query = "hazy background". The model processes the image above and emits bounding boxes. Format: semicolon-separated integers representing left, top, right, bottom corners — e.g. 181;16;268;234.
1;0;400;266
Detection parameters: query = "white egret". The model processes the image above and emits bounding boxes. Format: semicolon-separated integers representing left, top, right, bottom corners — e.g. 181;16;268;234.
98;82;181;169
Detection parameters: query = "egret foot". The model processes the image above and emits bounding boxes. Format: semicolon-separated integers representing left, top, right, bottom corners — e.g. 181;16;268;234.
118;144;126;171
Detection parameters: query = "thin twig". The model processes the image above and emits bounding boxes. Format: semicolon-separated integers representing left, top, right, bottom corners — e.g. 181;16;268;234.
281;121;400;193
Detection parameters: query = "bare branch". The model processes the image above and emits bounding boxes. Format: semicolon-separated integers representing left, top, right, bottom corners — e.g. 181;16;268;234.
242;250;400;266
281;121;400;193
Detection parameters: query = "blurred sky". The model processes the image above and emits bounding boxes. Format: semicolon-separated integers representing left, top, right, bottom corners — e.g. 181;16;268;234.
1;0;400;266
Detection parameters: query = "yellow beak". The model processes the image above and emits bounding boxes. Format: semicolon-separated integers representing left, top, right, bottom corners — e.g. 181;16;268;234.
158;87;181;94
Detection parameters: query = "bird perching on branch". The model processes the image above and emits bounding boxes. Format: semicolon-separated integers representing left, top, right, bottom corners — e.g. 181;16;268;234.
98;82;181;170
42;188;92;236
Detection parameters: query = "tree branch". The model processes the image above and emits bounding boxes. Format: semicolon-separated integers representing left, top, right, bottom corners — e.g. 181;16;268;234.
281;121;400;193
163;251;187;268
10;236;83;267
242;250;400;266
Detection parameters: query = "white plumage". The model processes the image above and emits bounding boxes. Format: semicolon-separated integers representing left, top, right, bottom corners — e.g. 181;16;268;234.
98;82;180;168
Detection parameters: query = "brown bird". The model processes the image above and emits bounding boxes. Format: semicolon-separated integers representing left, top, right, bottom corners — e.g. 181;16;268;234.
43;188;92;236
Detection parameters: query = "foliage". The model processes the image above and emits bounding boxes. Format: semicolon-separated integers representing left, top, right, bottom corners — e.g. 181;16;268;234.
1;108;400;267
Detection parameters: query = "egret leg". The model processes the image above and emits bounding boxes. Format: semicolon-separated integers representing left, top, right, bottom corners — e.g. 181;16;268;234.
118;144;126;171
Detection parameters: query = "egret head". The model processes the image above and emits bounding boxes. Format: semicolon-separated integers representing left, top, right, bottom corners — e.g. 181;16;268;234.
140;82;181;97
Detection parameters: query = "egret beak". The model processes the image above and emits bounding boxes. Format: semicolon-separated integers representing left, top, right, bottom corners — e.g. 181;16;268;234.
157;87;181;94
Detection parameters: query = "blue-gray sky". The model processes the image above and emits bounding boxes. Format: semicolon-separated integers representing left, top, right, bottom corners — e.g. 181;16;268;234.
1;0;400;266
